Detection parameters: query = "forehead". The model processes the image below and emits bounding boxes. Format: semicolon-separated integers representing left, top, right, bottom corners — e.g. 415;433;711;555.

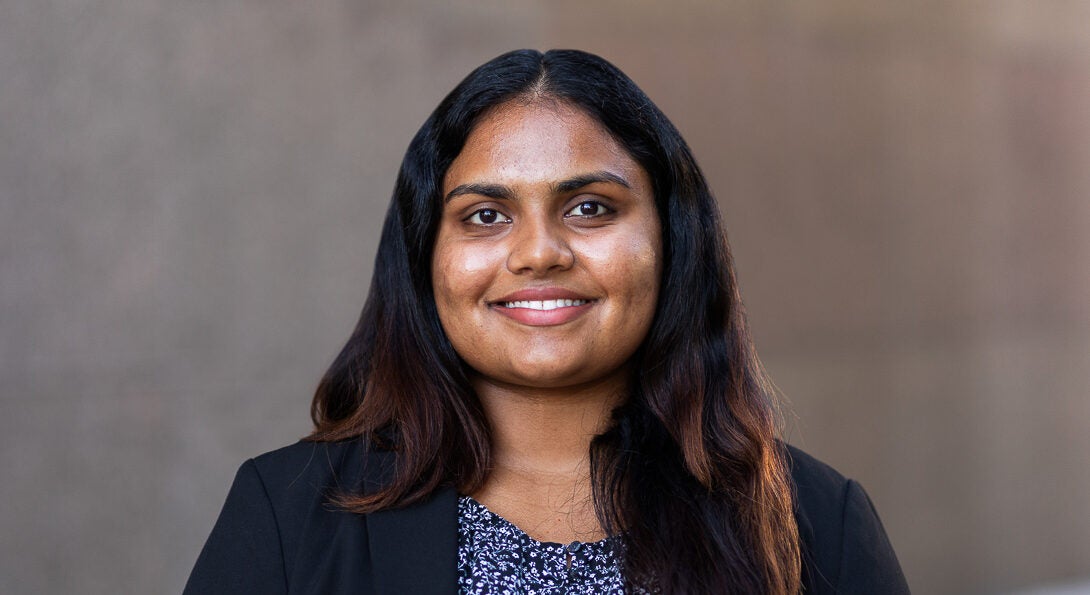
443;100;645;191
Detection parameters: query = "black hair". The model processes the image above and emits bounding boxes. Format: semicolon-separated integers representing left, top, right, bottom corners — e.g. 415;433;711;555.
311;49;800;594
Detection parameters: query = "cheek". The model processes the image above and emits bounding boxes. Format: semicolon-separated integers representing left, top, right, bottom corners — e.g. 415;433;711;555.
619;241;662;350
607;226;662;307
431;240;499;314
625;247;662;315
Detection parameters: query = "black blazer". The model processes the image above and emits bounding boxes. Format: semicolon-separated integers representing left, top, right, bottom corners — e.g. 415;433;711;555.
184;440;909;594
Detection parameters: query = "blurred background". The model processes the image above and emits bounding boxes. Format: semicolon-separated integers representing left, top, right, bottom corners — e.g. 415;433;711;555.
2;1;1088;593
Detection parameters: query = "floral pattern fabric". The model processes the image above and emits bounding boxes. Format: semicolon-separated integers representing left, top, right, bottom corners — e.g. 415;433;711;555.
456;496;632;594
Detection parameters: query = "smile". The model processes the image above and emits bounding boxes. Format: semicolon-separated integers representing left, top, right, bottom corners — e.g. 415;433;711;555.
489;291;596;327
500;299;590;310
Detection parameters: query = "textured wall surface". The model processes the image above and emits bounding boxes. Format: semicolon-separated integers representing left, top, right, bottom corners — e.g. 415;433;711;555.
2;2;1087;593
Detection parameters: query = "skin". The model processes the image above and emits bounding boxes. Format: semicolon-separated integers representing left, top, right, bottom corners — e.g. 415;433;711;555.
431;99;663;543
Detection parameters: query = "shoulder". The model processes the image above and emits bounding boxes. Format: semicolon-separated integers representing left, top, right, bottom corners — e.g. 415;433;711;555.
184;439;394;594
784;444;911;594
244;439;394;537
248;438;392;496
785;444;851;527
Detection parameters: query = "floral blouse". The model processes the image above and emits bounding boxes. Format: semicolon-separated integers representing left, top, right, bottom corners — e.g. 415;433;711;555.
457;496;633;594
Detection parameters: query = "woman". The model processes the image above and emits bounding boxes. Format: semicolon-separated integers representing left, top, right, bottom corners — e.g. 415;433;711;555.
185;49;909;594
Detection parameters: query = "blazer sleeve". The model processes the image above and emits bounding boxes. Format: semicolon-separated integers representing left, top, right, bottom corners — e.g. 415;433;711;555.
184;460;289;595
837;479;910;594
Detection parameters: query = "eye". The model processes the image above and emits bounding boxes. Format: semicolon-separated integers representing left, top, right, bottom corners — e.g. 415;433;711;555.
565;201;609;218
465;208;511;225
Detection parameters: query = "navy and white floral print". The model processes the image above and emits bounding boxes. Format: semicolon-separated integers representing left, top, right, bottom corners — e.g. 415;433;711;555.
457;496;635;594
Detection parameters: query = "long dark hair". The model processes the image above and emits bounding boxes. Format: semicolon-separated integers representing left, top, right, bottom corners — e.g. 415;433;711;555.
310;49;800;594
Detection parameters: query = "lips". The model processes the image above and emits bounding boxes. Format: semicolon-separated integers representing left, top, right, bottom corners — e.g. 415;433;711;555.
489;288;596;326
500;298;590;310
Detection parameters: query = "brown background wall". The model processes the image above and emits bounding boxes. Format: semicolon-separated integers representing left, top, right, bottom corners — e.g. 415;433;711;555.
2;2;1087;593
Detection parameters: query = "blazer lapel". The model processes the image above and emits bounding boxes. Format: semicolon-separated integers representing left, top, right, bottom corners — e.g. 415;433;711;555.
366;485;459;595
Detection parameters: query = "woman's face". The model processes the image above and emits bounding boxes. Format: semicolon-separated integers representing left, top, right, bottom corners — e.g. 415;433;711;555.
431;100;662;391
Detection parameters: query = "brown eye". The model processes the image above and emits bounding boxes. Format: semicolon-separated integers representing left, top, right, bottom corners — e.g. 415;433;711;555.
466;208;510;225
565;201;609;218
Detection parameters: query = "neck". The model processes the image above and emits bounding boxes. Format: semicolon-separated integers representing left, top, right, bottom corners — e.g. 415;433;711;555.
477;377;623;471
468;372;626;542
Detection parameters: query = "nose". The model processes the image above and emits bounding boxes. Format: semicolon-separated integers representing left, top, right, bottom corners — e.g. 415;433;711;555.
505;217;575;276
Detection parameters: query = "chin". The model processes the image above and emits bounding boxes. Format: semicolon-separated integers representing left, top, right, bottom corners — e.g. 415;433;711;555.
504;363;627;392
505;369;585;389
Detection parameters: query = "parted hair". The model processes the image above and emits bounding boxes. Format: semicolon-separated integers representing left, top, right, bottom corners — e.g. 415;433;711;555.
310;49;801;594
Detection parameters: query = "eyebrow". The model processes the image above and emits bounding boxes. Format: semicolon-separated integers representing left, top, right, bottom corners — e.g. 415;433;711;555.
444;170;631;203
553;171;631;194
444;182;514;203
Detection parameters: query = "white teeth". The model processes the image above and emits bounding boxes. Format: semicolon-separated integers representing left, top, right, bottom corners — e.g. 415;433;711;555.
502;299;588;310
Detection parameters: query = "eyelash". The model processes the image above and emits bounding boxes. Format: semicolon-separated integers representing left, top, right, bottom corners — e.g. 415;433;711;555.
564;201;610;218
462;201;612;226
464;208;512;225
